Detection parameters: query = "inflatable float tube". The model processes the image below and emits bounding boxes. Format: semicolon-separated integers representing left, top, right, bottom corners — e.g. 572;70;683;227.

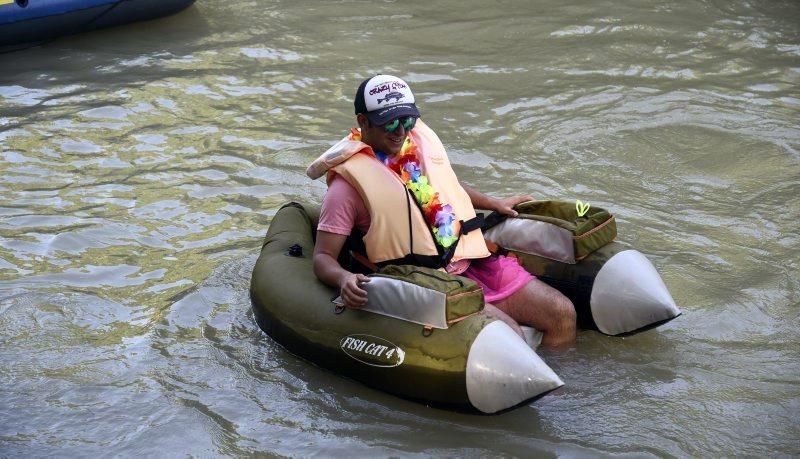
250;202;680;413
0;0;195;50
251;202;564;414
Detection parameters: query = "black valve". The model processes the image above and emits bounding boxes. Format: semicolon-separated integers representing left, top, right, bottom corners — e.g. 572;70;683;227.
286;244;303;257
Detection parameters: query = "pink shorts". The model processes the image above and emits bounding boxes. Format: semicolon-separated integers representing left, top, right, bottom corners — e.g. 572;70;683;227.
461;255;534;303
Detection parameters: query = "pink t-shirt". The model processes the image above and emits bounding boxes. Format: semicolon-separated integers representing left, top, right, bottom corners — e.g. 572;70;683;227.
317;175;370;236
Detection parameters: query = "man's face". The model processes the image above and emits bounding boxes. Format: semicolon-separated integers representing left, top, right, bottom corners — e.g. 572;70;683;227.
358;114;410;157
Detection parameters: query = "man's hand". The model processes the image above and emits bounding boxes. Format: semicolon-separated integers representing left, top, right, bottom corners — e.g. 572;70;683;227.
313;231;371;308
338;273;371;308
493;195;535;217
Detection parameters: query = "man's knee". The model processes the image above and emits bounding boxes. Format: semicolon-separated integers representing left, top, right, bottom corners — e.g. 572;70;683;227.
546;292;576;346
539;287;575;332
556;294;576;323
530;282;573;314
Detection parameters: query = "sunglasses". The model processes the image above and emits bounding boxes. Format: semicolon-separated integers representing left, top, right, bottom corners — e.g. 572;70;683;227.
382;116;417;134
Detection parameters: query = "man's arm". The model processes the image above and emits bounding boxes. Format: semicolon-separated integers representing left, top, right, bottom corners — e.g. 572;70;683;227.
460;181;534;217
313;230;370;308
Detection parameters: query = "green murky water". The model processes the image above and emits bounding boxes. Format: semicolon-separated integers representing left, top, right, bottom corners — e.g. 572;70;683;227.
1;0;798;455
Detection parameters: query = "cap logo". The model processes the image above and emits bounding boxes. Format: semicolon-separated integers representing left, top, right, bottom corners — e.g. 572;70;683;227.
368;80;408;96
377;91;404;104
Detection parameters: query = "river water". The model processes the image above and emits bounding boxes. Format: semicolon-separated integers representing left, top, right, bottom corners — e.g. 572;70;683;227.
1;0;798;456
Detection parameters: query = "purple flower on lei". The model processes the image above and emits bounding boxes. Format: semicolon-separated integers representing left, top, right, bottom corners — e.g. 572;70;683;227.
403;162;422;182
434;205;455;237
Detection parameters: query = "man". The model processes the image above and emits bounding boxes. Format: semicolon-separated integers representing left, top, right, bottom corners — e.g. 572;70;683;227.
307;74;576;347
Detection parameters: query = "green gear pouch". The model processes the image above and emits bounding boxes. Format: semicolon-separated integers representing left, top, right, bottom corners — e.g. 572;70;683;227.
356;265;484;330
484;200;616;264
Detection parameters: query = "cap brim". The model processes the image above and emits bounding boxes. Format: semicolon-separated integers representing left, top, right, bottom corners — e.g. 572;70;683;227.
365;104;420;125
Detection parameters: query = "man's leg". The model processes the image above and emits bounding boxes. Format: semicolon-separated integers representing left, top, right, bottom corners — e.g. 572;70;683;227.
494;278;576;347
481;303;524;338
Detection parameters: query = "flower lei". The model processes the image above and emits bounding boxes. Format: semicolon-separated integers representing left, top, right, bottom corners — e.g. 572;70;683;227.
351;129;458;249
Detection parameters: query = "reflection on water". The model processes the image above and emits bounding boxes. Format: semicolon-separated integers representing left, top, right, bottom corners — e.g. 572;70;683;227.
1;0;798;456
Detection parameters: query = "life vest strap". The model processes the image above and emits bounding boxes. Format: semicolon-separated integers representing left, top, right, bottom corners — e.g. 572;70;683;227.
460;215;484;234
437;214;485;267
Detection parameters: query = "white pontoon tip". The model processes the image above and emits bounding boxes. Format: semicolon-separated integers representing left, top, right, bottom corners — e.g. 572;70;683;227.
466;321;563;413
590;249;681;335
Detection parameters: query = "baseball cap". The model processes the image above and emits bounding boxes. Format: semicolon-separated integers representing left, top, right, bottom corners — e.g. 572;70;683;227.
353;74;421;125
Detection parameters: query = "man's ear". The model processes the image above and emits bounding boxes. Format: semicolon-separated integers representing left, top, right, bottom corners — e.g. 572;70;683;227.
356;114;370;130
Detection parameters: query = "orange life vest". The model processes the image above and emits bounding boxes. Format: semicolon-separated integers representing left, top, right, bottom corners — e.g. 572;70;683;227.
307;120;490;267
